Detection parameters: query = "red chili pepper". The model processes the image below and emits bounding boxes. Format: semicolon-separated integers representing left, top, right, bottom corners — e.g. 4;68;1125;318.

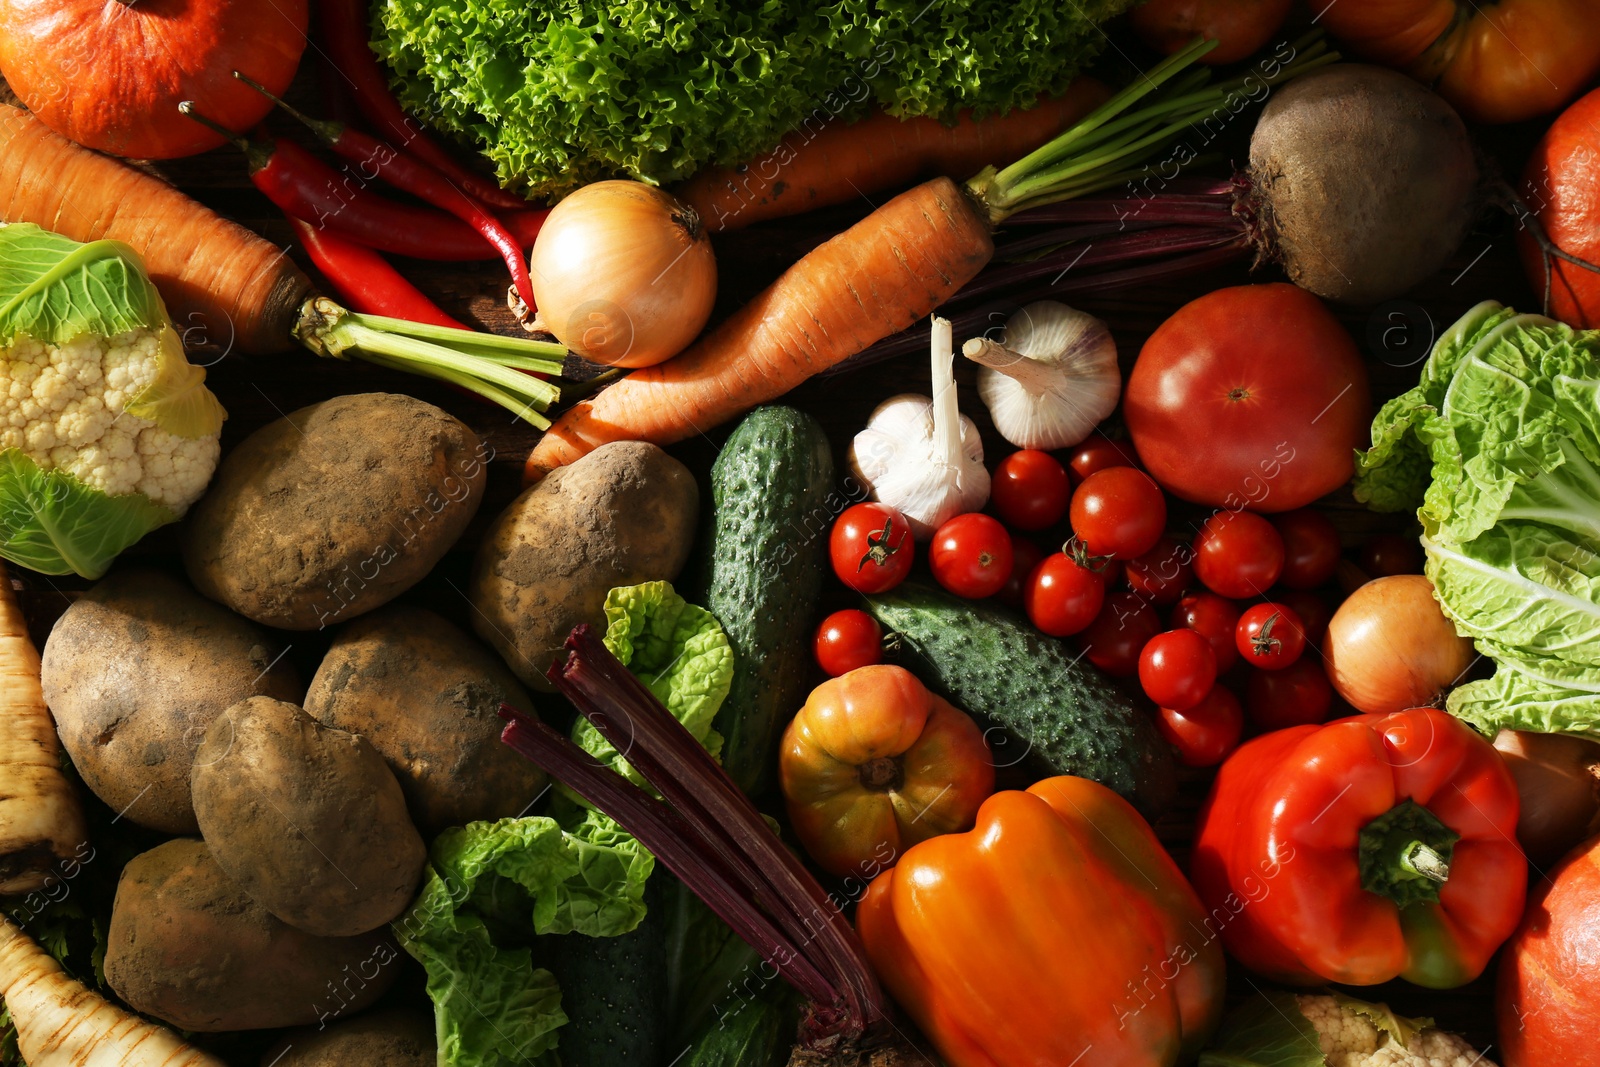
1190;707;1525;990
286;216;464;329
179;103;546;261
318;0;527;212
236;73;536;315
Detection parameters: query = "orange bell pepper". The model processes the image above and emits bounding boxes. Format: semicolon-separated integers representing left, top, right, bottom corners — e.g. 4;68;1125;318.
780;664;993;878
858;776;1226;1067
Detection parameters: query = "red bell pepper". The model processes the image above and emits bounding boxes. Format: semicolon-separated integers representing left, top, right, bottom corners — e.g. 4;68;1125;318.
1190;707;1525;989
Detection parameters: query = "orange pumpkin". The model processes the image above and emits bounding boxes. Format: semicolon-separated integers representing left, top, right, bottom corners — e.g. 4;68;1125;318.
1320;0;1600;124
1129;0;1293;66
0;0;309;159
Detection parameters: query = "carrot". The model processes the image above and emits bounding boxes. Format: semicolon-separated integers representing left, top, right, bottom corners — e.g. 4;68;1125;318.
0;916;222;1066
677;79;1110;233
0;104;311;354
526;176;993;477
0;564;86;897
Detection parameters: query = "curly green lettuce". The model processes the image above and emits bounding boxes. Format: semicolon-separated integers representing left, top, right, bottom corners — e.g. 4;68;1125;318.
371;0;1132;197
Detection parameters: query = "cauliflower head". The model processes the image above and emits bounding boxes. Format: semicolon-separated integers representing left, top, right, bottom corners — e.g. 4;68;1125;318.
0;224;225;578
1297;995;1498;1067
0;329;219;510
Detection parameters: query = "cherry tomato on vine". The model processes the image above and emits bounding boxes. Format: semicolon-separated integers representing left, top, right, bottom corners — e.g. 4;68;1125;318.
1270;587;1335;648
1076;591;1162;677
813;610;883;677
1139;629;1217;711
1157;686;1244;767
830;502;914;593
1125;537;1194;605
1025;552;1106;637
997;534;1046;610
1245;657;1333;732
1271;508;1341;590
991;450;1072;531
1170;591;1243;673
1235;602;1307;670
930;513;1013;599
1360;532;1425;578
1067;432;1141;481
1070;467;1167;559
1193;510;1284;598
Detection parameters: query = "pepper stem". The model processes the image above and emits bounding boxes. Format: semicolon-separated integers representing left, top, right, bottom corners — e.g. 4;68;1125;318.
1358;799;1459;910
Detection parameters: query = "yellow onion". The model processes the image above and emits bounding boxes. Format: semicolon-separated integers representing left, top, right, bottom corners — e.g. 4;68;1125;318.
1323;574;1476;714
530;181;717;368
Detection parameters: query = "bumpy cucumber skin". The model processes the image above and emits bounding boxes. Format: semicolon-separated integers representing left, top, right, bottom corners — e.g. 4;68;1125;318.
547;877;667;1066
698;406;835;797
865;583;1177;816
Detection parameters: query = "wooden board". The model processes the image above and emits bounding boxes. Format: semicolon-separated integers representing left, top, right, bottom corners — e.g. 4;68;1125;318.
3;30;1559;1062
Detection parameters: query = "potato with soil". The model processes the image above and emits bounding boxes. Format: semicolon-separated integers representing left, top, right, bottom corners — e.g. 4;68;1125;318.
40;569;301;835
470;441;698;686
190;697;425;937
304;606;548;834
182;392;489;630
104;838;398;1032
261;1007;434;1067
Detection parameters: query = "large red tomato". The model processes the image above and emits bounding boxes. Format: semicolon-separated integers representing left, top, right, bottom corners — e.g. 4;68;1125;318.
1124;284;1370;512
1519;87;1600;328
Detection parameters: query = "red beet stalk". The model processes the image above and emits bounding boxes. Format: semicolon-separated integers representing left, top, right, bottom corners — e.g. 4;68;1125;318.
499;625;893;1051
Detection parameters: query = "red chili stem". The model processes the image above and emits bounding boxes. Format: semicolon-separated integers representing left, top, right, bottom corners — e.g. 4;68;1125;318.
286;216;465;329
317;0;528;211
530;625;891;1047
496;708;843;1009
234;72;537;313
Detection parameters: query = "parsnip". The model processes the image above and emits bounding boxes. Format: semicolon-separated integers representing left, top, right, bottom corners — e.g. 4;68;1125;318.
0;916;222;1066
0;562;87;895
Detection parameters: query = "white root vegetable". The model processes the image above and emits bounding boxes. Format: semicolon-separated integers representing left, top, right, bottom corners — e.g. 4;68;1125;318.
964;300;1119;451
0;915;222;1066
0;562;87;895
849;317;990;539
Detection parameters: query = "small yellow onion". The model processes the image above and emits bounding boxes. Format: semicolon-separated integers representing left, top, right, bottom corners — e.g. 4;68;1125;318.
530;181;717;368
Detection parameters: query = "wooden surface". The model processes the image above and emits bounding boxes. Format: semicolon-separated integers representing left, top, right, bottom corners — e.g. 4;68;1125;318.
3;24;1562;1063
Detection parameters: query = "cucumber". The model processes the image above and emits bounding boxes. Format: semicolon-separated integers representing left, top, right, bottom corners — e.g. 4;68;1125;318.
694;406;834;796
865;583;1177;816
547;878;666;1067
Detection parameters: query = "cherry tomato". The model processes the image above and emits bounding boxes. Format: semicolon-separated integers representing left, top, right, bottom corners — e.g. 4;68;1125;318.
991;450;1072;531
1170;591;1243;673
1025;552;1106;637
1157;686;1244;767
1360;532;1425;578
1193;510;1284;599
830;503;914;594
1271;508;1341;590
1270;587;1335;649
1066;432;1141;481
929;513;1013;599
1070;467;1167;559
997;534;1046;610
1125;537;1194;605
1076;592;1162;677
1236;602;1307;670
813;610;883;677
1245;657;1334;732
1094;556;1125;589
1139;629;1217;711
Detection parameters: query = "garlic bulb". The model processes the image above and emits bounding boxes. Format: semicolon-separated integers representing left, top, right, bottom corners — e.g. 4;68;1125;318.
965;300;1120;450
849;317;989;540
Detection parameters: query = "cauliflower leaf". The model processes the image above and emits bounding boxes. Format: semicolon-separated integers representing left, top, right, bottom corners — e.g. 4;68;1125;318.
0;450;174;579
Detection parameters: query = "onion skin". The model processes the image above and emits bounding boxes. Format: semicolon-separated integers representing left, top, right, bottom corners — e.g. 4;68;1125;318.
1323;574;1475;714
530;181;717;368
1494;730;1600;868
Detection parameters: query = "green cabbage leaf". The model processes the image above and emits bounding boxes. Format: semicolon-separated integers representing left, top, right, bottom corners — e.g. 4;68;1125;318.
1353;301;1600;740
